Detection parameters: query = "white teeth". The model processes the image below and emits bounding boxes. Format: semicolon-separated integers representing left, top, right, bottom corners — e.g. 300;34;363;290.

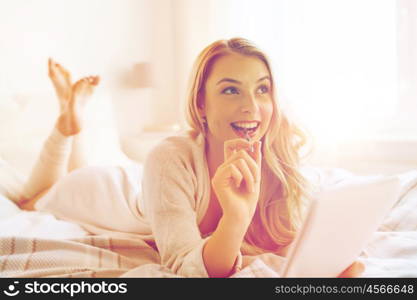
232;122;258;129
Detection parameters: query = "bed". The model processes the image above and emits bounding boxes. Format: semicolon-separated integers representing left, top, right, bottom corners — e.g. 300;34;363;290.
0;92;416;278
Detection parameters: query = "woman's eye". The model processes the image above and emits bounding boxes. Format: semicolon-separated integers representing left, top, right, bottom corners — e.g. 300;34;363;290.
222;87;239;95
257;85;269;94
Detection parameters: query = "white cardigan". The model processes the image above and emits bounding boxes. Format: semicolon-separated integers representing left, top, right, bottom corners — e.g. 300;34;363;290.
141;131;243;277
35;130;243;277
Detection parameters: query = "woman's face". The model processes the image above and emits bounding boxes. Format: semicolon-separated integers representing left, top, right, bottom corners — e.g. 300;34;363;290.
201;53;274;144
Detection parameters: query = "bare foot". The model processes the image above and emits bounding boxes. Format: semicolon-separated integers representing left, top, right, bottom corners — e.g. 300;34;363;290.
71;76;100;109
48;58;72;113
56;76;100;136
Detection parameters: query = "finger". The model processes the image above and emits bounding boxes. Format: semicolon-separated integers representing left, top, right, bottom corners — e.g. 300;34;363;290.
224;139;254;160
254;141;262;165
234;158;255;193
228;163;243;188
234;149;259;183
215;161;243;189
338;261;365;278
223;149;258;182
352;261;365;276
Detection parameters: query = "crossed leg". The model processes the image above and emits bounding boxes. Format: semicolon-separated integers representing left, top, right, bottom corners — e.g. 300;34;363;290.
47;57;100;172
18;59;100;210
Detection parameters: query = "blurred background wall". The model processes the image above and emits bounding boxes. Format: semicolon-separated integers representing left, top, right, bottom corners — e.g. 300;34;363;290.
0;0;416;176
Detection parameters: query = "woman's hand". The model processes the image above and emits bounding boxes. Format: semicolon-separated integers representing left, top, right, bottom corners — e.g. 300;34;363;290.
338;260;365;278
211;138;262;223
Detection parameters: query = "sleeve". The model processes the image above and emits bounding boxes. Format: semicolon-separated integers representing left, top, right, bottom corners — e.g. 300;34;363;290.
142;145;242;277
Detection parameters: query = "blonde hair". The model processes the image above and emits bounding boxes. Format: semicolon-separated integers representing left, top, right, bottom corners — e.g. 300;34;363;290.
185;38;313;255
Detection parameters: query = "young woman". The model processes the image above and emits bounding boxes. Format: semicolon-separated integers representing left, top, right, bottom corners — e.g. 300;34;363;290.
140;37;364;277
17;39;364;278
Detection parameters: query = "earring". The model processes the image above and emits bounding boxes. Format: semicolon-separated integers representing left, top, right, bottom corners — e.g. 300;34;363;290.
201;117;208;132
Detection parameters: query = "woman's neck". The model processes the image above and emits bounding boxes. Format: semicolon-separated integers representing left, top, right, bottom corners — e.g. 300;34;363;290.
205;134;224;178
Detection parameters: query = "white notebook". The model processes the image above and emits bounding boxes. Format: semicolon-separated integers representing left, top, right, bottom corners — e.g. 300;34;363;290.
280;175;401;277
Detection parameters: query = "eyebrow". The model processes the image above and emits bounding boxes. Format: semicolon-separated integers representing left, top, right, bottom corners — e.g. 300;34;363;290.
216;76;271;85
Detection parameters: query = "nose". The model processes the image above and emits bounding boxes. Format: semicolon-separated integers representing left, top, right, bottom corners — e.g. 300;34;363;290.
240;92;259;114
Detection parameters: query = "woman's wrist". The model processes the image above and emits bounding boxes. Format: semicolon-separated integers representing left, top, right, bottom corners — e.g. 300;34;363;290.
203;214;247;277
222;209;253;230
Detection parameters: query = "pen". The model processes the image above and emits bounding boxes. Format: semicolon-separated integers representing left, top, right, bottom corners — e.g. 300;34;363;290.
244;129;254;152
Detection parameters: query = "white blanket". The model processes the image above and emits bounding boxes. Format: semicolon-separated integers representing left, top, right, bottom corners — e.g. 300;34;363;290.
1;167;416;278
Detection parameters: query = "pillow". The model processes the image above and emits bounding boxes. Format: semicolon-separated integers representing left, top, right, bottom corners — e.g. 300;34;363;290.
0;88;132;178
0;93;22;138
81;89;133;168
0;92;58;176
0;194;22;220
0;159;25;203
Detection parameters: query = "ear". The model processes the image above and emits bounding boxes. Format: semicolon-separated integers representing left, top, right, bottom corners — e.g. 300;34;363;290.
197;103;206;119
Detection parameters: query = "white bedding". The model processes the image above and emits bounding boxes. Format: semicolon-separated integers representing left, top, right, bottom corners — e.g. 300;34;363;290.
0;166;416;278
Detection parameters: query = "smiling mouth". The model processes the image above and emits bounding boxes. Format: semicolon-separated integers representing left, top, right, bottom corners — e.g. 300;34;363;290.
230;121;260;139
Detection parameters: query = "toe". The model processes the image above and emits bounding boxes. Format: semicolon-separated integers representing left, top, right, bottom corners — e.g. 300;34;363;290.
48;59;55;76
79;78;89;89
92;76;100;85
51;63;59;75
72;75;99;97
